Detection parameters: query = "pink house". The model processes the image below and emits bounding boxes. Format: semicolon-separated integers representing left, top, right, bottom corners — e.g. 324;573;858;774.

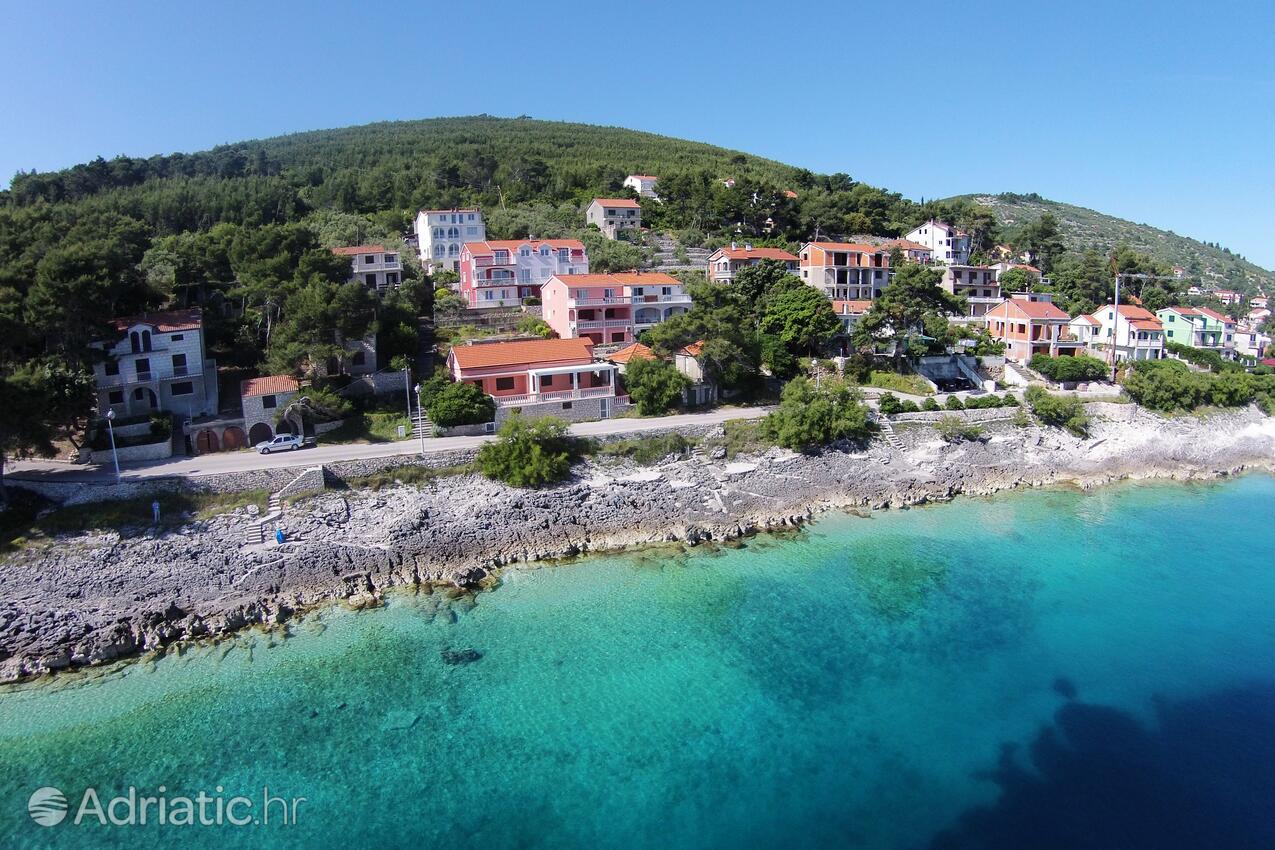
459;239;589;308
540;272;692;345
446;337;620;422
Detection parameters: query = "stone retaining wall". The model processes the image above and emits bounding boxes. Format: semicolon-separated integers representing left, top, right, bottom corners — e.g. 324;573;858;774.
888;408;1018;424
89;438;173;465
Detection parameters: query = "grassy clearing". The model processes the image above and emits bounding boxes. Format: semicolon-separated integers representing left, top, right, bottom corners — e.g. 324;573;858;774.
865;371;934;396
701;419;773;459
315;411;412;445
341;463;475;491
1;488;269;552
596;433;695;466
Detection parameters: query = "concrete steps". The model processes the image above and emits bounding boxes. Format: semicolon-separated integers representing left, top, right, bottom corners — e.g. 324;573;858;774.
412;410;433;438
876;418;904;451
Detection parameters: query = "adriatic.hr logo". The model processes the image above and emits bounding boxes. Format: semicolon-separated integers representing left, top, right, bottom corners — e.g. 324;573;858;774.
27;787;69;826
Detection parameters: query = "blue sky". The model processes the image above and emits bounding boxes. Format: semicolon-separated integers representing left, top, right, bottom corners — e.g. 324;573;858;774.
3;0;1272;267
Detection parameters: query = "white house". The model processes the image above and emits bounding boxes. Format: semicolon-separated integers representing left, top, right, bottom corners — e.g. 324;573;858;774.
331;245;400;292
459;239;590;308
586;198;642;239
1235;324;1272;358
706;244;799;283
1071;304;1166;362
94;308;219;419
904;220;970;265
413;208;486;272
623;175;658;198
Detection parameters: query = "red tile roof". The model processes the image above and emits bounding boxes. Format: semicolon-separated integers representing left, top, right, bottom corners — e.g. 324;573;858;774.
331;245;387;256
111;308;203;333
784;190;798;199
679;340;706;358
551;272;681;286
992;299;1069;321
884;239;932;253
716;247;798;262
591;198;641;208
450;337;594;370
628;175;658;180
241;375;300;398
832;300;873;315
605;343;656;365
806;241;884;253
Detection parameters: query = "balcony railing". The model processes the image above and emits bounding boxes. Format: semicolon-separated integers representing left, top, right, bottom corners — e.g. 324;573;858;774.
568;293;690;307
575;320;632;330
98;366;200;388
494;386;616;407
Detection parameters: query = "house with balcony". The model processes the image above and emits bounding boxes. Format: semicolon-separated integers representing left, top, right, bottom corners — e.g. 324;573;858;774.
799;242;890;301
984;293;1084;364
459;239;589;308
413;208;485;273
1071;304;1166;362
94;308;219;419
331;245;401;292
706;244;799;283
904;220;970;265
1235;323;1272;359
541;272;691;345
446;337;620;423
1215;289;1243;306
586;198;642;239
623;175;659;198
830;300;873;356
882;239;934;265
1157;306;1235;358
940;265;1002;321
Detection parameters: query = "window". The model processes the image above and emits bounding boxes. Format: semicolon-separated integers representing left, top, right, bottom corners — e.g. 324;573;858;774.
386;273;398;285
108;390;123;405
542;374;555;387
262;395;277;409
171;381;193;396
385;254;397;264
520;248;530;257
171;334;184;341
104;360;120;376
135;358;151;379
495;377;515;391
172;353;187;375
562;402;573;410
352;351;365;366
363;255;376;264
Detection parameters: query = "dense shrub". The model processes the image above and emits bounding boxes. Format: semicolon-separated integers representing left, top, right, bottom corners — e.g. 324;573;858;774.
516;315;553;338
897;399;920;413
623;357;689;416
922;397;941;411
762;377;874;450
944;395;965;410
1028;354;1109;383
1166;341;1242;373
877;392;902;416
476;415;582;487
935;415;985;443
1024;386;1089;436
1122;359;1275;412
597;433;691;465
426;381;495;427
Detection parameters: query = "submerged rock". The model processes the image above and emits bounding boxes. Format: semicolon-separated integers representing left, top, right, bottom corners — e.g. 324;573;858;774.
441;648;483;666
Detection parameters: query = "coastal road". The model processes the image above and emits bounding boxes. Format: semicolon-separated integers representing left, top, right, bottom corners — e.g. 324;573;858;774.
9;407;769;483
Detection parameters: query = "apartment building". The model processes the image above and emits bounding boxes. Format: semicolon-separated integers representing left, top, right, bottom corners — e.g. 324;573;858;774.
799;242;890;300
586;198;642;239
413;208;486;272
94;308;219;419
940;265;1002;320
540;272;691;345
459;239;589;308
447;337;619;423
882;239;933;265
1157;306;1236;358
904;220;970;264
623;175;659;198
983;294;1084;363
331;245;401;292
705;244;799;283
1071;304;1166;362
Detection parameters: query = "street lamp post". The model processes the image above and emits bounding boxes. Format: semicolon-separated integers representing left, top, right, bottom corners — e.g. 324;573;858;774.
105;408;122;484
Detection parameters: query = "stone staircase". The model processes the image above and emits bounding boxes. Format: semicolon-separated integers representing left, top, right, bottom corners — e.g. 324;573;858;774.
876;417;904;451
241;469;321;545
648;235;710;272
412;409;433;438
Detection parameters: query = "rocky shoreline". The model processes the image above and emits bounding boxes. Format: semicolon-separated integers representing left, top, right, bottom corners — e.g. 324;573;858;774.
2;402;1273;683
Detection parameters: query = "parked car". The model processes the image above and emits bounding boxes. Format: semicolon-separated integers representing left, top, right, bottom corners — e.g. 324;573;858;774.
256;433;304;454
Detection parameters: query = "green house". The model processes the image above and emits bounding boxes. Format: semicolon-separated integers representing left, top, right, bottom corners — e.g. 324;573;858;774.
1156;306;1234;354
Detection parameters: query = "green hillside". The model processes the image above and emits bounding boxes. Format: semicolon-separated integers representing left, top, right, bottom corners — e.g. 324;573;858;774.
954;192;1272;293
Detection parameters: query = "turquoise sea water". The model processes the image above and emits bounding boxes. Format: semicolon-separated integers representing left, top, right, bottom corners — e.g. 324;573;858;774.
2;475;1275;849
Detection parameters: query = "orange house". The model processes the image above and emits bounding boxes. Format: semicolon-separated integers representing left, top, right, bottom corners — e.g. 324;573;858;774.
984;294;1084;363
446;337;619;422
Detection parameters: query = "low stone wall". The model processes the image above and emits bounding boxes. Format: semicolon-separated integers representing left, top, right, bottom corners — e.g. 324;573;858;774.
89;438;172;465
437;422;494;437
339;370;411;398
494;396;606;424
888;408;1018;424
314;419;346;435
278;466;328;500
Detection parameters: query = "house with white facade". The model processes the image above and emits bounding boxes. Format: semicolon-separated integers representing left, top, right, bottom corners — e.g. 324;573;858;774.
332;245;401;292
459;239;589;308
1071;304;1166;362
94;308;219;420
882;239;934;265
586;198;642;239
706;244;799;283
413;208;486;272
939;265;1002;321
904;220;970;265
799;242;891;301
1235;324;1272;359
541;272;691;345
623;175;659;198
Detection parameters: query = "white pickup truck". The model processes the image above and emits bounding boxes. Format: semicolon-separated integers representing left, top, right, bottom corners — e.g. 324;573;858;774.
256;433;305;454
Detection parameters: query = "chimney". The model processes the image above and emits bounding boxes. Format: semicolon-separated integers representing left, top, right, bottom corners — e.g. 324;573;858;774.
744;243;753;251
731;241;737;250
